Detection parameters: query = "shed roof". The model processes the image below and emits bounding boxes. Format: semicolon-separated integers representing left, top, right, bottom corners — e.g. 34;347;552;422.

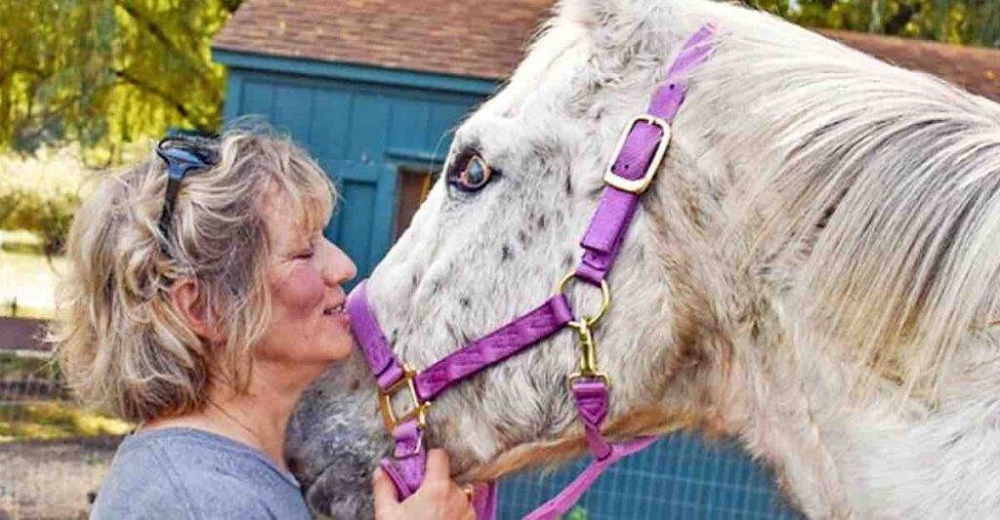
820;29;999;101
213;0;553;80
213;0;1000;100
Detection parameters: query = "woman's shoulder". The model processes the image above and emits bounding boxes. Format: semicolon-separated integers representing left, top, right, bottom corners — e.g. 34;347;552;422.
91;428;307;519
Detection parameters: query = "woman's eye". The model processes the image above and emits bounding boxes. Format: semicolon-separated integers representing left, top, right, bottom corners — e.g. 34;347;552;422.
447;153;494;193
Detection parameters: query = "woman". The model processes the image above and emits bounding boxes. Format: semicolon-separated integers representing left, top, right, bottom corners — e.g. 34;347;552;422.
52;126;474;519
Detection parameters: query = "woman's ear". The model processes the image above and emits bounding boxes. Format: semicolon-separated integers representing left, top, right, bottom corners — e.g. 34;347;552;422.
170;278;222;343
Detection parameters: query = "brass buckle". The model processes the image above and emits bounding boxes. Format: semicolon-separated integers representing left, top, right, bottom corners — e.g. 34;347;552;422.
603;114;672;194
378;364;431;431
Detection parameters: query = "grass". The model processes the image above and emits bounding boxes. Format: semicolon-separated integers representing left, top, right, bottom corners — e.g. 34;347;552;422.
0;401;132;443
0;355;125;444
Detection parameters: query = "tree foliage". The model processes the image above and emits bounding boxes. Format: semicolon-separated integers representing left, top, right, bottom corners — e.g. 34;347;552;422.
748;0;1000;47
0;0;241;164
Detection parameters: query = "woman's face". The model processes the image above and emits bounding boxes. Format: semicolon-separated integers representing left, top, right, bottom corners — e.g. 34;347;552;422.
254;190;357;372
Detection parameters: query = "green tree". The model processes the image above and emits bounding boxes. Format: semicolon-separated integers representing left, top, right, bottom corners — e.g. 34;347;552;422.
0;0;241;165
747;0;1000;47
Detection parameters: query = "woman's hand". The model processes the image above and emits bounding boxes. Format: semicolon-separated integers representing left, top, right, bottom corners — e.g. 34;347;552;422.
373;449;476;520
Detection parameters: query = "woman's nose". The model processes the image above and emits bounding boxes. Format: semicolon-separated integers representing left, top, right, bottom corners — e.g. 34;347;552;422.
323;240;357;286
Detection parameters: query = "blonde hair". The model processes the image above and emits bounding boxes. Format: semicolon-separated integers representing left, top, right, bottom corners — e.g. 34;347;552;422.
51;123;335;422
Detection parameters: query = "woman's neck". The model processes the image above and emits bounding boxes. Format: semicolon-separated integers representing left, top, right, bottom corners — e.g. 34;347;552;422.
143;362;311;473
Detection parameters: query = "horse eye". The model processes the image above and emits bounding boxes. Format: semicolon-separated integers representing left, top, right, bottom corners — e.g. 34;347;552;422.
448;153;494;193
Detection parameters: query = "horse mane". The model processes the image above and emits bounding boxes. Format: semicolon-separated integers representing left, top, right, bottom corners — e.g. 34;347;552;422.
686;10;1000;398
555;0;1000;398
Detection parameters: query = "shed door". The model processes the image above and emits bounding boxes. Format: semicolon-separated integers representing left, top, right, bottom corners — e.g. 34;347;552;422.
322;160;396;283
232;77;398;281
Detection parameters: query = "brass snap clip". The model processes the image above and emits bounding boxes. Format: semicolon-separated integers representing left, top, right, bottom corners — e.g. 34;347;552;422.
556;272;612;387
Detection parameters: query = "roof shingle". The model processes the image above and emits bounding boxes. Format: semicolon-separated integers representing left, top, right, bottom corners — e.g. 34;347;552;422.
213;0;1000;100
820;29;999;101
213;0;553;80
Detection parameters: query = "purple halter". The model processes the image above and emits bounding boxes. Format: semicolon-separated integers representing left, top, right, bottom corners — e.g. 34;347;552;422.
346;25;717;520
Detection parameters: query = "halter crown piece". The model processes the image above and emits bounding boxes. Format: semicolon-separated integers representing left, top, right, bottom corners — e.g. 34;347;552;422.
347;25;717;520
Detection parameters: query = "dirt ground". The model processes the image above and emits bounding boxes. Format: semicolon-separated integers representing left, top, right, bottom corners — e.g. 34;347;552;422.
0;436;120;520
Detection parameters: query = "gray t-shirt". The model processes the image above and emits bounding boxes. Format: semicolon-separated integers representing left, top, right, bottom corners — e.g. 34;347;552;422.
91;427;311;519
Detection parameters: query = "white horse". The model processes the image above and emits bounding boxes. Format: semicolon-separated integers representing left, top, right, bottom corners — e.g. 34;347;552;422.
287;0;1000;517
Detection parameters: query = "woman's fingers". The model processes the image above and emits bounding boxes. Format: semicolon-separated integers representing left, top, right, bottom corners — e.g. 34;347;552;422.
423;449;451;482
374;450;477;520
423;450;476;519
372;467;399;518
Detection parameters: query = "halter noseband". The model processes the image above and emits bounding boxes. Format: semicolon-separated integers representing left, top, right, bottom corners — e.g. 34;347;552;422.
346;24;717;520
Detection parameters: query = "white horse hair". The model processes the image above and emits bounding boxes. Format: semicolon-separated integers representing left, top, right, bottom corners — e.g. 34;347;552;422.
287;0;1000;518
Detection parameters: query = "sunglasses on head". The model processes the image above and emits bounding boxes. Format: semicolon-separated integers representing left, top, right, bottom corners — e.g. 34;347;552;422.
156;134;220;250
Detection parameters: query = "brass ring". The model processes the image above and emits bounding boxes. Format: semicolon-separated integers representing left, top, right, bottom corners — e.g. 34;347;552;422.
555;271;611;326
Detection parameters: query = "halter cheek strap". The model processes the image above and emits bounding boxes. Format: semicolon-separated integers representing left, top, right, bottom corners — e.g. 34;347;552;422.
346;24;717;520
577;23;717;286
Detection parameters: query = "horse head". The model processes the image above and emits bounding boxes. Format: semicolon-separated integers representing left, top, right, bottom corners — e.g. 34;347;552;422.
289;0;1000;518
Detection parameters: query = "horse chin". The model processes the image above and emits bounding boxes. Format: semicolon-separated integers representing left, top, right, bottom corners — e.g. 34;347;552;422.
303;458;375;520
287;362;386;519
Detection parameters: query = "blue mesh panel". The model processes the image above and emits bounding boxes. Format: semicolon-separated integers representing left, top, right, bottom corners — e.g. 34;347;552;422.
498;432;802;519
